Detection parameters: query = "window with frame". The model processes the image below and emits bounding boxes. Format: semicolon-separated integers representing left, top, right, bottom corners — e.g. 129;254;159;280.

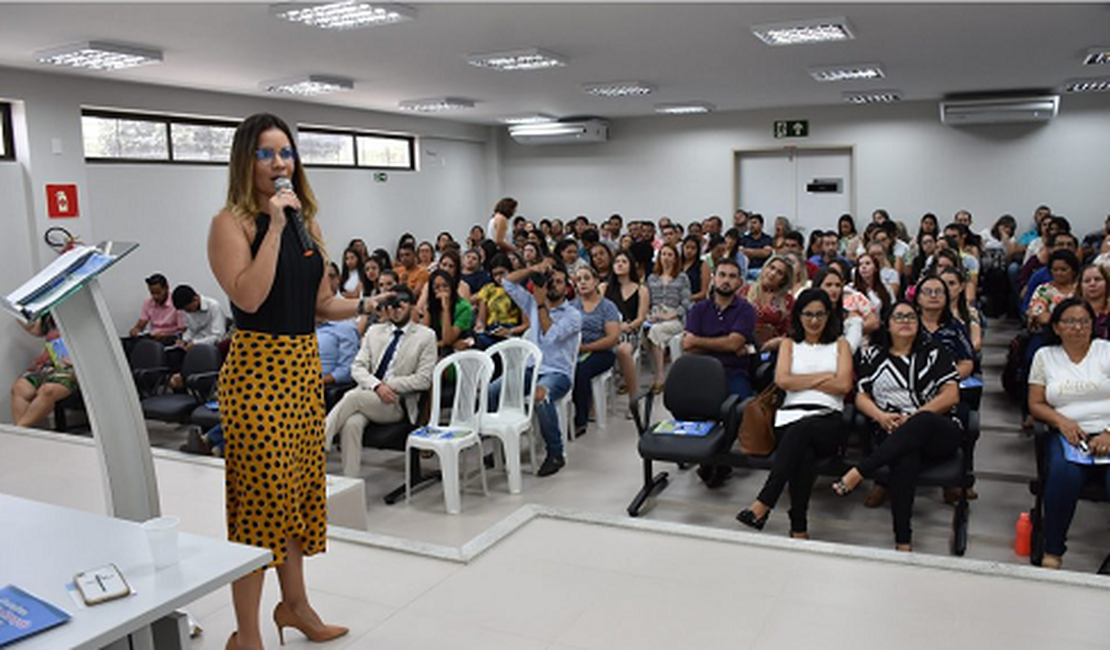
298;125;415;171
81;109;237;163
0;103;14;161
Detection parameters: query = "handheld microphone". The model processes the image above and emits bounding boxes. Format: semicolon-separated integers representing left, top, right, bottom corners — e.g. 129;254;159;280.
273;177;315;257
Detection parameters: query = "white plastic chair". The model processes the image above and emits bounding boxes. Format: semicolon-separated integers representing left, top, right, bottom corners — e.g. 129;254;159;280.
405;350;494;514
481;339;542;494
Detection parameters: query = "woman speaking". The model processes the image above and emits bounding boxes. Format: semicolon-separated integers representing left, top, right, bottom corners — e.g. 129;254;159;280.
209;114;373;649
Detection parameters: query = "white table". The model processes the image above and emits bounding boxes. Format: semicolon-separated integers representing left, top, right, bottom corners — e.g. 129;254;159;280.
0;493;271;650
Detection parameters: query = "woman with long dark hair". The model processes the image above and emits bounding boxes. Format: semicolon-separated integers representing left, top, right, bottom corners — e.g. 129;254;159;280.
736;289;851;538
339;246;367;299
602;250;650;395
681;234;710;302
832;300;963;552
210;113;375;648
422;269;474;356
489;197;517;253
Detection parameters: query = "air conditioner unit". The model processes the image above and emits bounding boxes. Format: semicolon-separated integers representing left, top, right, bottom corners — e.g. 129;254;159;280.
508;119;608;145
939;95;1059;126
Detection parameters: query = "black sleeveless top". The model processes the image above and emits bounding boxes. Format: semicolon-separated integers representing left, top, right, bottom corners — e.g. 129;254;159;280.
230;214;323;335
685;258;703;295
612;283;640;323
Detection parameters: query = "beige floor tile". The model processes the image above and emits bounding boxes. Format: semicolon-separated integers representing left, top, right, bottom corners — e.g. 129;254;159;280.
343;610;548;650
305;539;461;608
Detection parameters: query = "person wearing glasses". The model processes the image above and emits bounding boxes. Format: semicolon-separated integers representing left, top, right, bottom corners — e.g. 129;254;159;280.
325;286;437;478
831;300;963;552
1027;298;1110;570
209;113;367;648
736;289;852;538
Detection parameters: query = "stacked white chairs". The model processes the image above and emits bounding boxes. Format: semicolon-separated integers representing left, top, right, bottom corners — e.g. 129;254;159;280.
481;339;542;494
405;350;493;514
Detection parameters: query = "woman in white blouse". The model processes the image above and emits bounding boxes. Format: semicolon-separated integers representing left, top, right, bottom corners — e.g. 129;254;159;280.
1028;297;1110;569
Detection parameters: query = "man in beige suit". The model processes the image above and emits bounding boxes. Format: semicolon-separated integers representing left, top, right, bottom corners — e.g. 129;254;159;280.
326;286;437;477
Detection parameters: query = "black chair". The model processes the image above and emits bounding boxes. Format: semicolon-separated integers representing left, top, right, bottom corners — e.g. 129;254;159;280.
53;389;86;433
141;344;221;425
628;355;740;517
325;380;356;412
1028;420;1110;570
129;337;169;398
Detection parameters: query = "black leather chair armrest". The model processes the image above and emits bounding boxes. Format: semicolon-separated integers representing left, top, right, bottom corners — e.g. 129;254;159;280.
722;394;743;437
630;388;656;436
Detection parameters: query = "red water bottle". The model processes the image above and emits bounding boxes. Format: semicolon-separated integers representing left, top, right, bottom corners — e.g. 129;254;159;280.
1015;512;1032;557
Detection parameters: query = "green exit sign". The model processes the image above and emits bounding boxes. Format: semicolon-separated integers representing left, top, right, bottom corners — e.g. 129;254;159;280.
373;172;388;183
774;120;809;139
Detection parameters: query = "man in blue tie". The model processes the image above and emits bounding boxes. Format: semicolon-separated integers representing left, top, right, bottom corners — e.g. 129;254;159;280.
325;287;438;477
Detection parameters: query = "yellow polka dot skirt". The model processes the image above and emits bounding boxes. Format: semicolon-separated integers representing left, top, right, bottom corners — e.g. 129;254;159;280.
218;329;327;568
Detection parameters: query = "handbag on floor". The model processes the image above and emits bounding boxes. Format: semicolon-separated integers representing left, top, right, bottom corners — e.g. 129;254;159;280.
738;385;784;455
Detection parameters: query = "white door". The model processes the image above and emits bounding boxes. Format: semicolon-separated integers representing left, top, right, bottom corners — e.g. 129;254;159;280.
736;148;853;235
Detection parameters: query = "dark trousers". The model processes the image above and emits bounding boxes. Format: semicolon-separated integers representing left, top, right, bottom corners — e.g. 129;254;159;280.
1044;431;1110;557
858;411;962;545
573;350;616;428
756;412;845;533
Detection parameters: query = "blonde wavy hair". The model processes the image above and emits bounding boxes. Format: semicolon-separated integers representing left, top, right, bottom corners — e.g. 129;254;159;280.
225;113;325;251
744;255;793;307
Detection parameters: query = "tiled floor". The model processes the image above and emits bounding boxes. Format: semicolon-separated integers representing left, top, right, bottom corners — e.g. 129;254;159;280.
5;316;1110;648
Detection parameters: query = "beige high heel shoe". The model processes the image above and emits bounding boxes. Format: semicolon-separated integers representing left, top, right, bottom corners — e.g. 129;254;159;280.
273;601;349;645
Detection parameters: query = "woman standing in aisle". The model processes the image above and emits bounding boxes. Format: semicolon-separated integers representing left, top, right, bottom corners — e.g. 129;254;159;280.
209;113;377;649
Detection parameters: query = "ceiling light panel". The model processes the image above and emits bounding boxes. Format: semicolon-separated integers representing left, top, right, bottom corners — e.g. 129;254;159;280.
1084;48;1110;66
498;113;556;125
654;102;715;115
810;63;885;82
1065;77;1110;93
751;17;855;46
399;97;475;112
842;90;903;104
271;2;415;30
583;80;655;98
262;75;353;96
34;41;162;70
468;48;567;71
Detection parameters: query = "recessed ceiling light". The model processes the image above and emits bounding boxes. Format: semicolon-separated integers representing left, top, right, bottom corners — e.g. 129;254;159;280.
1083;48;1110;66
499;113;557;125
810;63;885;83
399;97;475;112
468;48;567;71
751;17;855;46
654;102;715;115
1064;77;1110;93
262;75;353;96
34;41;162;70
271;1;415;30
583;81;655;98
843;90;903;104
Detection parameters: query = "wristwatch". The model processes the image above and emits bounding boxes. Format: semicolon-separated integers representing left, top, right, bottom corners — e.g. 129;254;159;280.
356;297;367;316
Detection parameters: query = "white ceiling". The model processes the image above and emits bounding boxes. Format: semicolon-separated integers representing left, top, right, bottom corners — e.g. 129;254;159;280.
0;2;1107;124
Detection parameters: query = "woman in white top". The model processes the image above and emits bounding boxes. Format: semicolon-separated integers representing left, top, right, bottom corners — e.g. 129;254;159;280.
488;197;517;254
1027;298;1110;570
339;246;365;299
736;289;853;538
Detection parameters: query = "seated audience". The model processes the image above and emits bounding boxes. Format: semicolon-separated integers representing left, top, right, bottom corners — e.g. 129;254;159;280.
850;252;893;318
325;287;437;477
915;275;975;380
832;300;963;552
813;268;864;353
645;243;693;392
681;234;710;302
739;214;774;280
316;315;360;387
492;257;582;476
937;266;983;353
362;256;382;297
171;285;228;348
722;228;751;280
421;269;474;357
339;246;366;299
571;266;621;436
736;289;852;537
1021;231;1080;313
473;255;529;349
837;214;859;257
739;255;795;352
908;231;938;287
416;241;436;271
10;313;76;429
683;258;756;398
556;239;590;276
394;242;430;294
1078;264;1110;339
602;251;649;397
1027;250;1081;333
589;242;614;279
129;273;185;343
1027;298;1110;569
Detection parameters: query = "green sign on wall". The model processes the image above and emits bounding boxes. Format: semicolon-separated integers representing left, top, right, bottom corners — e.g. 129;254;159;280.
374;172;388;183
774;120;809;139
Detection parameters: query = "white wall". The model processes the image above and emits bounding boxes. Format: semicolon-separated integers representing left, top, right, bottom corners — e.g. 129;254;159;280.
499;94;1110;237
